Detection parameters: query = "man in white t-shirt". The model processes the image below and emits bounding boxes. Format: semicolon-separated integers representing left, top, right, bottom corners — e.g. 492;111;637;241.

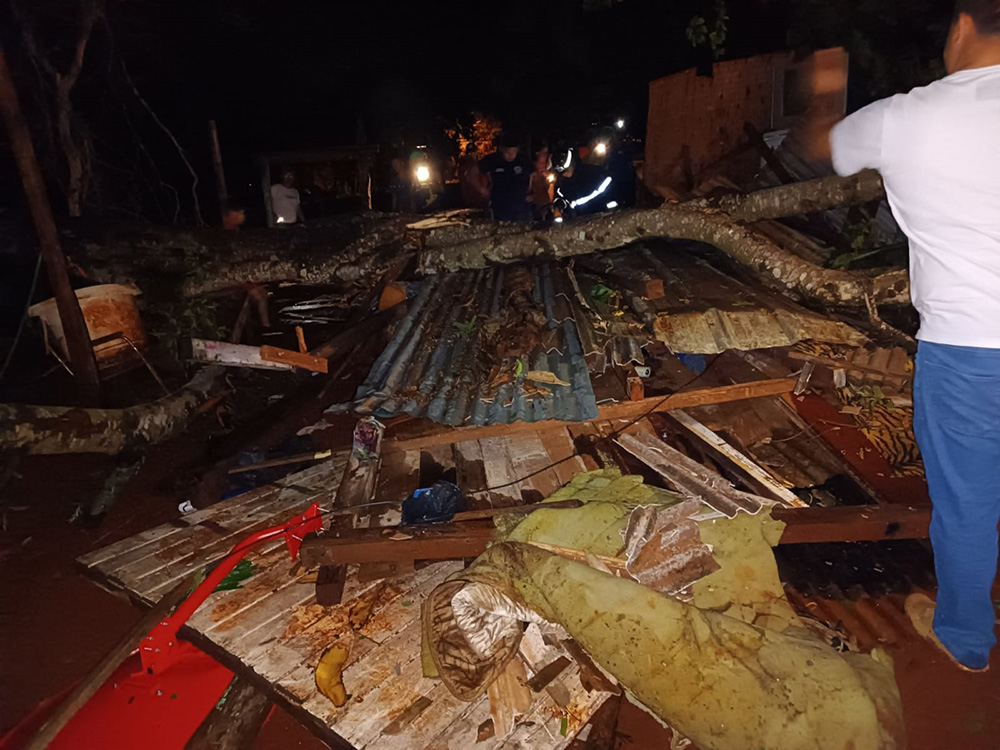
270;171;305;225
817;1;1000;672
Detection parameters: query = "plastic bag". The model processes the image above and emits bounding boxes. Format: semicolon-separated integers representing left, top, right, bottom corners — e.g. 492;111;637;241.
401;481;466;524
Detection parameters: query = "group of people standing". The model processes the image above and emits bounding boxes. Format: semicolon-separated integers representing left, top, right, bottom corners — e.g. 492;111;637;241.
461;132;634;223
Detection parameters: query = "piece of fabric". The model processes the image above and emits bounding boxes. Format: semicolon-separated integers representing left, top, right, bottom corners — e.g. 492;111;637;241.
424;471;905;749
479;152;531;222
425;543;905;750
270;183;300;224
913;340;1000;669
830;64;1000;347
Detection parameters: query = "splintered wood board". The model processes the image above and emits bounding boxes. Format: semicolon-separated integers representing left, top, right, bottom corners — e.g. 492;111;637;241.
78;433;609;749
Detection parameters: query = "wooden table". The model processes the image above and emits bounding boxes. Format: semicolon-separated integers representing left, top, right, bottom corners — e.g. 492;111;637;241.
78;434;612;749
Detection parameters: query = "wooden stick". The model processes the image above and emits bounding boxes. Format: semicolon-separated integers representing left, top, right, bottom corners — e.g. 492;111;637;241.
787;350;909;378
449;498;582;522
295;325;307;354
25;573;197;750
208;120;228;225
259;345;329;373
385;378;795;453
227;450;332;475
0;52;101;404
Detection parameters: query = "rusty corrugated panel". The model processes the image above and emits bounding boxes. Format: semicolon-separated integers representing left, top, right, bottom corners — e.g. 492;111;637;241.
653;307;867;355
347;266;601;426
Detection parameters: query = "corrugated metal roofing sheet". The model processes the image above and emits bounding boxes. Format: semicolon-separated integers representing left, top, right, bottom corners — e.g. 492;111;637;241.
348;264;641;426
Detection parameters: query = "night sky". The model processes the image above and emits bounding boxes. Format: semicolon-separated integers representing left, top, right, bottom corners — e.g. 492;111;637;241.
0;0;955;218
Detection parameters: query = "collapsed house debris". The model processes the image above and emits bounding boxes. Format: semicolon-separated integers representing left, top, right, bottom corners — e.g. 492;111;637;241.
3;74;949;749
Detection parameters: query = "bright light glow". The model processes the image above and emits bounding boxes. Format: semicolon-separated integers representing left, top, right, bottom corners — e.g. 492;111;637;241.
570;176;613;209
415;165;431;183
276;216;286;224
554;216;564;223
546;173;556;183
615;118;625;130
606;200;619;209
594;142;608;156
561;149;573;171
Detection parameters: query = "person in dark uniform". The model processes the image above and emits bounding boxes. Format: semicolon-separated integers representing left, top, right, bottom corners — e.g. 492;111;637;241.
478;133;531;222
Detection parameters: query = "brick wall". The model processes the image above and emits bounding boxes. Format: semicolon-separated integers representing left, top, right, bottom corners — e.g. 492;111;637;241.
644;51;795;198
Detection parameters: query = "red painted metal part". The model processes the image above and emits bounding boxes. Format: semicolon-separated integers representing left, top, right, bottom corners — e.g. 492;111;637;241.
141;502;322;674
0;503;323;750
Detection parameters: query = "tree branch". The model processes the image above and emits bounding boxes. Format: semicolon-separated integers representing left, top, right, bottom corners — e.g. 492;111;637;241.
121;62;204;226
418;172;908;308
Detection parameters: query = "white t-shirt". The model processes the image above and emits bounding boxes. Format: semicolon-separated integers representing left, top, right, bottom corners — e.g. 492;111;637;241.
270;183;300;224
831;64;1000;348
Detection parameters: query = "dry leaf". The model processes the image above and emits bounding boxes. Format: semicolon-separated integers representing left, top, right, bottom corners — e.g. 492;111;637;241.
348;582;386;629
388;531;413;541
316;644;350;706
525;370;571;387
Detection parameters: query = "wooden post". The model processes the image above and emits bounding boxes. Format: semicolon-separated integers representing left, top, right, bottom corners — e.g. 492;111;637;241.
185;675;272;750
208;120;228;223
0;52;100;403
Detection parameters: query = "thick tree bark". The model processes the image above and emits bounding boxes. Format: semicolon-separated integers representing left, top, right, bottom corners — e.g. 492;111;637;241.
0;366;221;455
713;169;884;222
419;172;908;307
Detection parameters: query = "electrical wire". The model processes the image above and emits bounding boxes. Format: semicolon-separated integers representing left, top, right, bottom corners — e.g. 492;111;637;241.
473;390;679;493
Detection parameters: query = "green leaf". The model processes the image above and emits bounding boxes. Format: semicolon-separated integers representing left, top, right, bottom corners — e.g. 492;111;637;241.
560;716;569;737
214;559;255;592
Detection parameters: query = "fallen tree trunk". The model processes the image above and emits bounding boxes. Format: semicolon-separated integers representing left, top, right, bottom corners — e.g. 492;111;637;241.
420;171;909;308
714;169;885;222
0;366;222;455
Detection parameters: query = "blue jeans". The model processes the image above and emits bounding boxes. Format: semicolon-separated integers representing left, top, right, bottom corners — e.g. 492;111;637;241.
914;341;1000;669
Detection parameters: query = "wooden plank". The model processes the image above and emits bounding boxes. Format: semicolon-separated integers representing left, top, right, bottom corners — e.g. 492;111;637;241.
775;505;930;544
384;379;796;453
189;338;292;370
666;409;805;508
507;434;562;501
452;440;490;510
299;522;497;569
488;658;533;738
544;428;590;488
479;436;523;507
250;563;459;705
134;495;328;602
259;344;329;373
615;428;764;517
185;675;271;750
77;460;341;571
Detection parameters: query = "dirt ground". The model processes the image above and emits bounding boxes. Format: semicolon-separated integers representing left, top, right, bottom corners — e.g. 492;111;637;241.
2;423;999;749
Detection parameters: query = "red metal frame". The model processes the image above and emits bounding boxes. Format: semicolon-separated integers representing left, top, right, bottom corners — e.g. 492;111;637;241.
1;502;324;750
141;501;323;674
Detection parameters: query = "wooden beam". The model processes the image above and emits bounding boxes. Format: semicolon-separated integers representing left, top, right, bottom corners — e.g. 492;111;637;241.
664;410;805;507
299;521;497;569
774;504;930;545
0;52;101;404
185;674;271;750
259;345;329;373
384;379;795;453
